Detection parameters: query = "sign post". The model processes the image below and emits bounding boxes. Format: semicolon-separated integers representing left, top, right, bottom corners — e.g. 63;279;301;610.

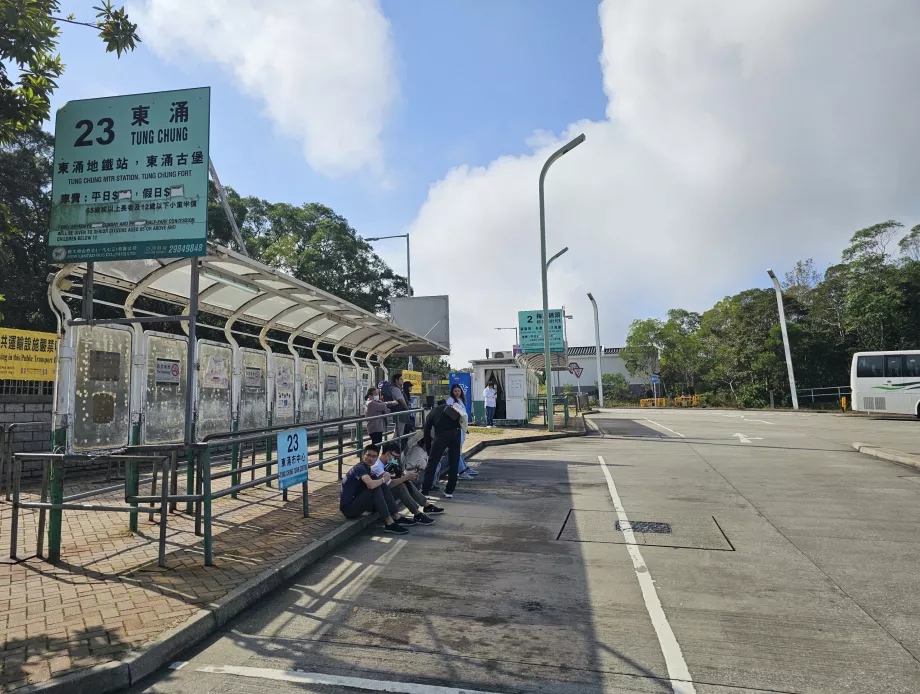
49;87;211;263
517;309;564;354
277;428;309;490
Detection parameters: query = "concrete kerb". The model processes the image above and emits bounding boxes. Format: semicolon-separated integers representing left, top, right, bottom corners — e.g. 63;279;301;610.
18;431;584;694
852;442;920;472
16;514;378;694
464;430;586;460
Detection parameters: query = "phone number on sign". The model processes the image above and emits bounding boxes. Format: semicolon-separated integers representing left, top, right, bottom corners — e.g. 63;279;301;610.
146;242;205;256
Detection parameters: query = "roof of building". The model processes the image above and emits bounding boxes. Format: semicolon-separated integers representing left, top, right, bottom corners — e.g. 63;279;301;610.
566;346;623;357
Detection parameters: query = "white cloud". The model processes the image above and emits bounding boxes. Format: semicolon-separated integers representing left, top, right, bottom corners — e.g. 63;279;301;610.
131;0;397;176
409;0;920;368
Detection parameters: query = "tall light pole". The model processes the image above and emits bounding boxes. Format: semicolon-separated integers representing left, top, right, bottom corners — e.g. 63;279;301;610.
587;293;603;407
495;327;519;349
367;233;412;368
563;310;579;397
767;269;799;410
540;134;585;432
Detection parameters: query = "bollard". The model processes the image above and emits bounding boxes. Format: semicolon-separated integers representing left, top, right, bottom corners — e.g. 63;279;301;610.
841;396;847;412
202;447;213;566
127;460;140;531
48;457;64;562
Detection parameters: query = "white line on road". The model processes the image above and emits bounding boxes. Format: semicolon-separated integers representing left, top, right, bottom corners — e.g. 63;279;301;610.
598;455;697;694
732;433;764;444
748;419;774;425
644;418;686;438
196;665;505;694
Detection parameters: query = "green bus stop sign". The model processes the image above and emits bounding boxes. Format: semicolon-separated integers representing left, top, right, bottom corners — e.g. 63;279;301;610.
48;87;210;263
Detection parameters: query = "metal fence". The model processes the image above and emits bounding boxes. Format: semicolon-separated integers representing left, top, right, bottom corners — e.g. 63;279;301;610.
6;407;428;569
0;379;54;396
796;385;851;406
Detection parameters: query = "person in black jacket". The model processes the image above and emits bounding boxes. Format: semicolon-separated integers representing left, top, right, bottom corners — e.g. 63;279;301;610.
420;401;462;498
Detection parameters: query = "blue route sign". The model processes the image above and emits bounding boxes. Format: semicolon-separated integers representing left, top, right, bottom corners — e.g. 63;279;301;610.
518;309;564;353
277;427;309;489
48;87;210;263
651;374;660;384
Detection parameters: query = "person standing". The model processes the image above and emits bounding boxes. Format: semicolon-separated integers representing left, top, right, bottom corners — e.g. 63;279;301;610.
364;387;397;446
421;402;462;498
483;381;497;427
446;385;477;479
388;374;408;443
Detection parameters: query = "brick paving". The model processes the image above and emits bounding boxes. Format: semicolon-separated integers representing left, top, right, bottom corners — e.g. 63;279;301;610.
0;422;583;691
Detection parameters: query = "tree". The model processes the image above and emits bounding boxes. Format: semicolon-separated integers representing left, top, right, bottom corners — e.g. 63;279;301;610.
206;196;408;315
0;127;56;330
602;372;631;403
0;1;140;144
621;318;662;379
898;225;920;263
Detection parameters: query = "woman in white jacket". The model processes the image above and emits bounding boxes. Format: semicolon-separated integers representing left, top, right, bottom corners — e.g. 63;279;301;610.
446;385;477;479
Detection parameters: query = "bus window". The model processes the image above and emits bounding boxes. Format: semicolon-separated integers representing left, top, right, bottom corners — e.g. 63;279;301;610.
886;355;904;378
856;355;883;378
906;356;920;378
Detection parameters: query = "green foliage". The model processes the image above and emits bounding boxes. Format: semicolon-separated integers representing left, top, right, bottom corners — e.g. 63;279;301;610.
602;372;631;402
624;219;920;407
0;1;139;144
0;127;56;330
206;187;407;315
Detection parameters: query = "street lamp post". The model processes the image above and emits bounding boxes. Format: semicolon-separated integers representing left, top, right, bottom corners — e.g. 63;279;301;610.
367;233;412;367
562;310;579;397
587;293;603;407
539;134;585;432
767;269;799;410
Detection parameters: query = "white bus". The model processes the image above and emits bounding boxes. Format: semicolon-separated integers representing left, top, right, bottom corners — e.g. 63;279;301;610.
850;350;920;416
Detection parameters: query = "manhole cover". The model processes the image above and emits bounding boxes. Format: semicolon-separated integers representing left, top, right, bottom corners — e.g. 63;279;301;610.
616;520;671;534
556;510;733;551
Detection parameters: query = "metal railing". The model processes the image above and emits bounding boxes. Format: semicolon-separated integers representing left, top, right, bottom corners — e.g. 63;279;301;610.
5;407;427;570
527;397;573;427
795;385;851;404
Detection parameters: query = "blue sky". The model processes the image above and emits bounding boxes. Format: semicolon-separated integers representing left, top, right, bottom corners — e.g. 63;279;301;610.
46;1;920;366
51;0;605;245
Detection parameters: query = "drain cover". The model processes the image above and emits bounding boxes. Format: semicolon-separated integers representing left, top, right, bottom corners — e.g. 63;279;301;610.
557;510;733;551
616;520;671;534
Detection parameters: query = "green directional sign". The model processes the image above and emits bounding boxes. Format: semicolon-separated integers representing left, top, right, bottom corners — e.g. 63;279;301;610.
518;309;565;353
48;87;210;263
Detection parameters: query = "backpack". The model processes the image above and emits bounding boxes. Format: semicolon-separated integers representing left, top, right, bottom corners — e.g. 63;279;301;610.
378;380;393;401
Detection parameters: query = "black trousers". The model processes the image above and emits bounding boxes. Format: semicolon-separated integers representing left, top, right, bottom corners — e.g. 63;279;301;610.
341;483;400;519
422;430;461;495
369;431;384;446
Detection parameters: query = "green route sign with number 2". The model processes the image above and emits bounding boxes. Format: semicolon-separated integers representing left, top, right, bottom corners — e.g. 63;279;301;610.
277;428;309;490
48;87;210;263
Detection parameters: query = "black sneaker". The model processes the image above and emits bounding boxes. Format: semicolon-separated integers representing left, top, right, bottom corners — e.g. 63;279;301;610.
431;485;441;491
424;504;445;514
395;516;417;525
414;513;435;525
384;523;409;534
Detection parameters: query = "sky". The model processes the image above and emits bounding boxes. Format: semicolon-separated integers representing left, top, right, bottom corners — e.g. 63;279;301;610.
49;0;920;367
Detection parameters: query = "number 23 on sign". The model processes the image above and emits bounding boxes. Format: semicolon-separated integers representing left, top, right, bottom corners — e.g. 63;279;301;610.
277;428;309;489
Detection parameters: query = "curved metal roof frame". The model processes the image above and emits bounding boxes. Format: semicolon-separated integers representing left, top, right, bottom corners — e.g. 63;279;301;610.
56;242;447;357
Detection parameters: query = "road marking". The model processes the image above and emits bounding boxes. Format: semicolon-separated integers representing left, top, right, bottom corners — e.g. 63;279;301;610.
168;661;187;670
643;418;686;438
196;665;505;694
597;455;696;694
748;419;774;425
732;433;764;444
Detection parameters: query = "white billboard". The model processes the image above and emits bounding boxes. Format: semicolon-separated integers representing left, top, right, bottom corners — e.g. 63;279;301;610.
390;295;450;353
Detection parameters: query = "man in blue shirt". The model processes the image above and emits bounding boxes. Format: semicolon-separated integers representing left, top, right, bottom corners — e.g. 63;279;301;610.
340;444;412;534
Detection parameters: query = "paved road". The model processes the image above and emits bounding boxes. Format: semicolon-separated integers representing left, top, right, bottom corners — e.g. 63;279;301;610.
131;409;920;694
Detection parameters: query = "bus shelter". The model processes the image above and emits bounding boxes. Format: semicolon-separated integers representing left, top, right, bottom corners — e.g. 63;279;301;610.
47;242;447;453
